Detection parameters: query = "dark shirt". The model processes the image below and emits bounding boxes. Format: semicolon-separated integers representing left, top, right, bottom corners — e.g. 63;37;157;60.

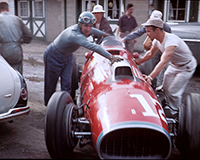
94;16;113;34
117;14;138;32
93;16;113;43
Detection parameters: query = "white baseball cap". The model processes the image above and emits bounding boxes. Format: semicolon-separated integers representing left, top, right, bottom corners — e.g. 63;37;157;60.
150;10;162;19
142;18;164;28
92;4;105;13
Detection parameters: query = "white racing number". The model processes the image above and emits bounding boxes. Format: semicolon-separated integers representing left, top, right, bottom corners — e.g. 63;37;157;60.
129;94;167;124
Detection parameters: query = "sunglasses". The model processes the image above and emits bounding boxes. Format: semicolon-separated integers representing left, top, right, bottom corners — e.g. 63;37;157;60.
80;16;96;24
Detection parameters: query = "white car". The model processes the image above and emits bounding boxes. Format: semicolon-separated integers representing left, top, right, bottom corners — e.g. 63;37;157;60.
0;55;30;122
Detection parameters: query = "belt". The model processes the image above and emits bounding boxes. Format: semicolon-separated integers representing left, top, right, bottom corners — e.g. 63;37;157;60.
120;31;131;33
2;42;20;45
172;60;191;67
52;43;66;55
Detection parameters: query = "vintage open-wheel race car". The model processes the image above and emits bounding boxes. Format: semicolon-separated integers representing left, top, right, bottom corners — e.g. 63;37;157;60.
44;36;200;159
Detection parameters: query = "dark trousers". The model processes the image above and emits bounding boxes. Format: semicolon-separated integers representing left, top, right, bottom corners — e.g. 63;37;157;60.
43;43;73;106
120;32;135;54
138;50;167;89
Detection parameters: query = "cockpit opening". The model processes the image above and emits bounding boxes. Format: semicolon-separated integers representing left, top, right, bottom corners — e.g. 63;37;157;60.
115;66;134;80
108;50;120;55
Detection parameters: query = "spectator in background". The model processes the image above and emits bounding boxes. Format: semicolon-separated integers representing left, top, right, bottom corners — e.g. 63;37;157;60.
116;3;138;54
0;1;33;75
92;4;113;43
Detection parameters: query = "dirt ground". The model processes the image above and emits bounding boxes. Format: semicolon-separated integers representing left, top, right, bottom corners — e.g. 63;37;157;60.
0;40;200;159
0;40;99;159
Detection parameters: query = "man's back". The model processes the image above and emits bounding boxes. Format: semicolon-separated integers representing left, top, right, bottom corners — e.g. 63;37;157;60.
0;12;22;43
0;1;32;75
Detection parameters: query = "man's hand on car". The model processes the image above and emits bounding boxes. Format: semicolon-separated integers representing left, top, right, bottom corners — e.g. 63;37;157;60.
108;55;123;65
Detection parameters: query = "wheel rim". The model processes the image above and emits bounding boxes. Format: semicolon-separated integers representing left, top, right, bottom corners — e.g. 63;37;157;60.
62;102;78;149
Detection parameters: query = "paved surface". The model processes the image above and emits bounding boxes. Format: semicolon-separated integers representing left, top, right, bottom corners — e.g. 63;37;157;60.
0;40;199;159
23;40;89;66
22;40;200;95
21;40;99;159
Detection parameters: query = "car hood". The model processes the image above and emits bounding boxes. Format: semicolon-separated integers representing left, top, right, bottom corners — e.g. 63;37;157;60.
168;22;200;39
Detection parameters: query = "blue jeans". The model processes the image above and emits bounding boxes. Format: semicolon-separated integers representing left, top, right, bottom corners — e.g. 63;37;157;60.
43;43;73;106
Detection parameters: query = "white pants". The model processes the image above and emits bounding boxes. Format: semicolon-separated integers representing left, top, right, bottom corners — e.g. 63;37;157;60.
162;57;197;111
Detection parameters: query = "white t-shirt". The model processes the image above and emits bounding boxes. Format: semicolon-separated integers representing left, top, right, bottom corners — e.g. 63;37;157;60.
152;32;194;66
96;23;100;29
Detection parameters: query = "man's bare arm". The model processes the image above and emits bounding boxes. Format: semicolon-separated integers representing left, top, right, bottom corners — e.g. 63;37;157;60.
148;46;176;79
116;26;120;37
135;45;159;65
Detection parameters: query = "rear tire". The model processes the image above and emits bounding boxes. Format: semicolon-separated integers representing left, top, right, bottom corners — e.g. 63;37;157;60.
177;93;200;158
71;55;79;102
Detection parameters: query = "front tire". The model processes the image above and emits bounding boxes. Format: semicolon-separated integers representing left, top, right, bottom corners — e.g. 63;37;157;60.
44;91;78;159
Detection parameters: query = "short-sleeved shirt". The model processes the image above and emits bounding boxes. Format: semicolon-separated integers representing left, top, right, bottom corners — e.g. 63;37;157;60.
117;14;138;32
152;32;196;69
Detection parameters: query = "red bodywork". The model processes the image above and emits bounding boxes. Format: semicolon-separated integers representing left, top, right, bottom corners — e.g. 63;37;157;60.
79;37;172;159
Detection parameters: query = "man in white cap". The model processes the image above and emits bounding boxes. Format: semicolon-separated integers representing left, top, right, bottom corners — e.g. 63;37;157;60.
92;4;112;42
135;18;197;119
123;10;171;89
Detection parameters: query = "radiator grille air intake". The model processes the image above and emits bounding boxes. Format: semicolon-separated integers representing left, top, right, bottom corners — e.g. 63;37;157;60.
100;128;170;159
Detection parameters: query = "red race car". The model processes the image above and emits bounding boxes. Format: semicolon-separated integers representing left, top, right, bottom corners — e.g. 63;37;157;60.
44;36;200;159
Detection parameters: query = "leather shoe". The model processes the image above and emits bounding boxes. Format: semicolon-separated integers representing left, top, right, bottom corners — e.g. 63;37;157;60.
164;105;179;120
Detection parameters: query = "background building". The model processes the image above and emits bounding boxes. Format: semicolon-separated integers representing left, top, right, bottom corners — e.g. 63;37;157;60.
2;0;200;52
